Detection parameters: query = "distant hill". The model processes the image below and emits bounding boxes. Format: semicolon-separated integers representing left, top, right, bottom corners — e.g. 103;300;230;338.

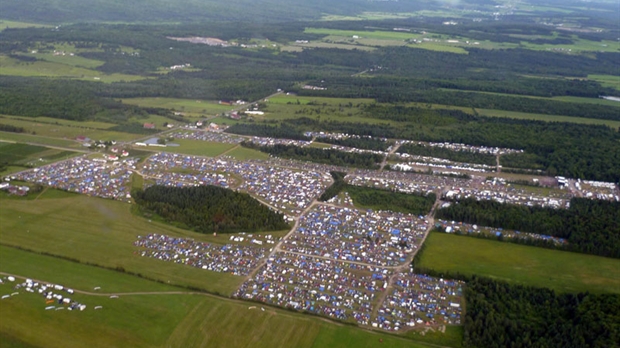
0;0;440;24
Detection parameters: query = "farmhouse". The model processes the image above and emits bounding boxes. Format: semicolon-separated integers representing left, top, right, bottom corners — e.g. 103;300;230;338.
143;123;156;129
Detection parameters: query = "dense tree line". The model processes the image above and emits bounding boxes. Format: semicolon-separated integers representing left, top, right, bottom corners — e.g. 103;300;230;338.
283;115;620;182
398;143;497;166
0;123;25;133
132;185;289;233
315;136;391;151
319;171;347;201
240;142;383;169
464;276;620;348
436;198;620;258
226;124;310;141
346;185;436;216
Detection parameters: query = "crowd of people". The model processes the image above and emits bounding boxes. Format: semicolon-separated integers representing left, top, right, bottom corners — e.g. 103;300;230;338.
140;153;330;215
375;272;464;331
134;233;268;276
281;204;428;267
14;156;137;201
233;252;388;325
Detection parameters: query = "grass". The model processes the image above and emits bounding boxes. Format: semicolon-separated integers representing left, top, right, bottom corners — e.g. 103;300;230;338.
121;98;238;115
0;55;145;83
0;115;117;130
476;108;620;129
0;276;434;348
157;139;237;157
588;74;620;90
0;132;78;148
0;194;244;295
0;20;52;31
0;143;48;164
0;117;144;142
417;232;620;294
225;146;270;160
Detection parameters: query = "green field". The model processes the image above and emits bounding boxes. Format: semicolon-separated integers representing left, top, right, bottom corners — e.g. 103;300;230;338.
0;271;432;348
588;74;620;90
0;142;81;169
0;20;51;31
121;98;233;115
417;232;620;294
1;115;117;130
0;194;244;295
0;55;145;82
0;118;141;142
222;146;270;160
476;108;620;128
0;132;79;148
158;139;237;157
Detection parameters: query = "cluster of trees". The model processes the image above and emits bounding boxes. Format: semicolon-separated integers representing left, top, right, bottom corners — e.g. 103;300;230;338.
0;123;25;133
318;172;436;215
398;143;497;166
315;136;391;151
436;198;620;258
131;185;289;233
464;276;620;348
241;142;383;169
226;124;310;141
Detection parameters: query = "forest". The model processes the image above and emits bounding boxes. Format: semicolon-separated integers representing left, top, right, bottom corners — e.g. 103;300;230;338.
397;143;497;166
435;198;620;258
240;142;383;169
463;276;620;348
318;172;436;216
131;185;289;233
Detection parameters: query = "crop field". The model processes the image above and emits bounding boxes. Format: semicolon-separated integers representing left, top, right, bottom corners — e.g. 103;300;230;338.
158;139;237;157
476;108;620;128
0;55;145;82
0;143;80;168
121;98;233;115
0;20;51;31
417;232;620;294
224;146;270;160
588;74;620;90
0;194;244;295
1;115;118;130
0;118;141;142
0;272;431;348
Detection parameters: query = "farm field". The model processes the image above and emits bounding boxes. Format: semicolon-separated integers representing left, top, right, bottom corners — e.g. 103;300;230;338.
0;118;142;142
417;232;620;294
121;98;233;115
1;115;118;130
0;273;432;348
0;20;52;31
588;74;620;90
475;108;620;129
0;194;244;295
224;146;270;160
0;132;80;148
0;142;81;168
0;55;145;82
157;139;237;157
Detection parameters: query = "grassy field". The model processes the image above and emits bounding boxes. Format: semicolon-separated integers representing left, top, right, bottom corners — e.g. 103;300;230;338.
0;118;141;142
158;139;237;157
0;132;80;148
0;55;145;82
0;142;81;169
0;194;244;295
0;20;52;31
417;232;620;294
225;146;270;160
588;74;620;90
476;108;620;128
1;115;118;130
0;273;433;348
121;98;233;115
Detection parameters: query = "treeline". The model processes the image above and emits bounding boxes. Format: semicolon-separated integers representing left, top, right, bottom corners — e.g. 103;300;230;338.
464;276;620;348
398;143;497;166
315;136;391;151
0;123;25;133
132;185;289;233
318;172;436;215
436;198;620;258
282;115;620;182
226;124;310;141
240;142;383;169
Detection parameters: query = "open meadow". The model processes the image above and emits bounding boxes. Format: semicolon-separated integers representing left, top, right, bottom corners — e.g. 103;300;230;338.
417;232;620;294
121;98;233;116
0;270;433;348
157;139;237;157
0;193;244;295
